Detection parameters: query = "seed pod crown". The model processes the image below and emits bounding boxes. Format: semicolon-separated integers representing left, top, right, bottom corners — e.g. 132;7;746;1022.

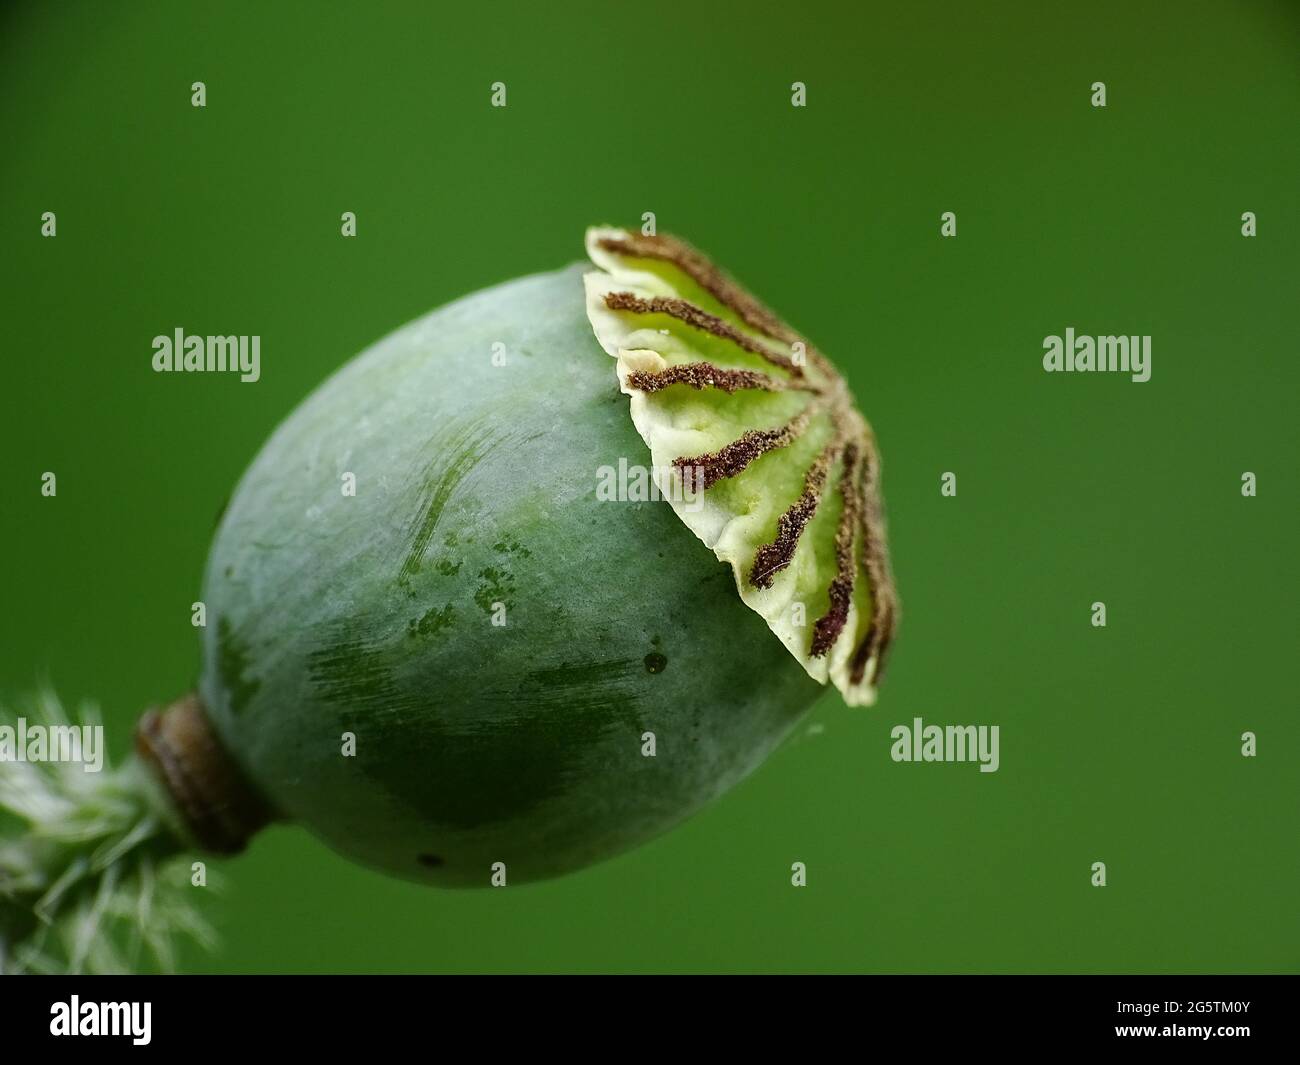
584;227;898;706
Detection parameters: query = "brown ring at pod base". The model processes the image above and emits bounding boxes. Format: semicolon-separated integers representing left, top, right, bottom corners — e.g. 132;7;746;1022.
135;692;276;855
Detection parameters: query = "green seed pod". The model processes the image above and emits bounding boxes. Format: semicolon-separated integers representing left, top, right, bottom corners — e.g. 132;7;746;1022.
1;228;896;968
199;270;799;884
197;228;896;887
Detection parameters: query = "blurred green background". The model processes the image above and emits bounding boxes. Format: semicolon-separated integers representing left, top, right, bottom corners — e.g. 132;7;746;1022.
2;0;1296;973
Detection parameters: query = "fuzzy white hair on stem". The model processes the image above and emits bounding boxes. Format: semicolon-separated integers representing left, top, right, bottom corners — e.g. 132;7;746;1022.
0;689;215;974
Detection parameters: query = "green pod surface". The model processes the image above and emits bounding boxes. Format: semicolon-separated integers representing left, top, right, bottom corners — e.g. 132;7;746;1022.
200;263;822;887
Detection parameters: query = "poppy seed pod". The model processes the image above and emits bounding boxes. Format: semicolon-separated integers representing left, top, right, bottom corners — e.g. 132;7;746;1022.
192;228;898;886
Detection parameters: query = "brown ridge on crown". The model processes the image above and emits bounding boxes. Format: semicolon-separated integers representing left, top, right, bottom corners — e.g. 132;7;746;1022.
809;443;862;657
626;362;795;395
599;235;839;381
749;436;844;589
847;440;898;685
603;291;805;377
598;233;800;345
674;410;813;492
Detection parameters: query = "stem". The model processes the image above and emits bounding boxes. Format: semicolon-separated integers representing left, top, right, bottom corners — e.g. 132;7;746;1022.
0;755;187;968
0;690;268;973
